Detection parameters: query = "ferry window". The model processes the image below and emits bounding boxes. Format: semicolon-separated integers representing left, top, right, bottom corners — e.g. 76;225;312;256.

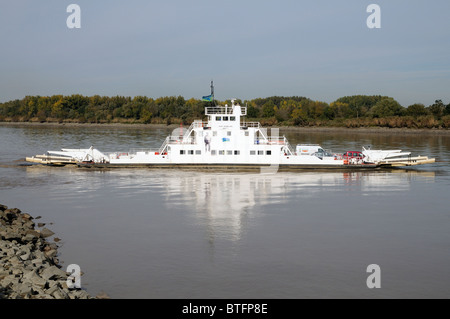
188;150;194;155
234;150;240;155
230;116;236;121
227;150;232;155
245;132;249;136
195;150;201;155
211;150;216;155
266;150;272;155
213;131;217;136
227;131;231;136
219;150;225;155
223;116;229;121
216;116;221;121
258;150;264;155
180;150;185;155
250;150;256;155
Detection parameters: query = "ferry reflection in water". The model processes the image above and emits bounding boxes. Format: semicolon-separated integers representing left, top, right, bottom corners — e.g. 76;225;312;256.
159;170;435;243
23;166;436;244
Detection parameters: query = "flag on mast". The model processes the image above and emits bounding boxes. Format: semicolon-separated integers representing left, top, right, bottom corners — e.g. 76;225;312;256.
202;80;214;102
202;94;213;102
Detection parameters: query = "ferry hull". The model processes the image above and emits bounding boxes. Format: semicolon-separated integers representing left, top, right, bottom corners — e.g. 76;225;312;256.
76;162;381;171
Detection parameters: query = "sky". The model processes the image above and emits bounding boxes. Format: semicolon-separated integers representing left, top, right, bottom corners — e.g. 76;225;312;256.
1;0;449;106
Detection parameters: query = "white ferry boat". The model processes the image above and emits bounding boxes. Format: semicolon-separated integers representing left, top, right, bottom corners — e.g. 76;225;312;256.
26;99;435;170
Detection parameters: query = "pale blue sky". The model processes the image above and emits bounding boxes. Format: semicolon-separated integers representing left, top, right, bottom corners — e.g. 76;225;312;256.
1;0;449;106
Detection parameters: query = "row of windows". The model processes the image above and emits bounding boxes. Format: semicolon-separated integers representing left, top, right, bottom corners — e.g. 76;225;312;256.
179;150;272;155
205;131;249;137
215;116;236;121
251;150;271;155
180;150;202;155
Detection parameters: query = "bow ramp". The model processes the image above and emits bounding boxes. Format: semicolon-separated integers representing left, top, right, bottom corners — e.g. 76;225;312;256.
362;147;435;167
26;146;108;166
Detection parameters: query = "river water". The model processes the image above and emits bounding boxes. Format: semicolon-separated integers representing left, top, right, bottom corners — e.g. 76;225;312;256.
0;124;449;299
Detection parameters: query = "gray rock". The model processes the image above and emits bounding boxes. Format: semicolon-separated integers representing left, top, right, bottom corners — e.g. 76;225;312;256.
22;213;33;220
73;289;91;299
52;288;69;299
44;249;57;258
31;286;46;296
9;256;21;266
12;268;23;276
0;204;96;299
40;265;67;281
22;269;47;288
39;228;55;238
2;229;21;241
45;284;60;296
47;279;59;288
16;282;32;296
0;274;19;288
31;258;44;266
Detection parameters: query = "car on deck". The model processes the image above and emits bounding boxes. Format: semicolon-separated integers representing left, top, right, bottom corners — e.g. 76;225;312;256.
342;151;364;160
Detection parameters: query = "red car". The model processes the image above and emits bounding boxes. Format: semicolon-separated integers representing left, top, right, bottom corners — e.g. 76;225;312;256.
342;151;364;160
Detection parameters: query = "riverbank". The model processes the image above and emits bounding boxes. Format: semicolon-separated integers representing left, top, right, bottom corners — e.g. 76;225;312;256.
0;204;105;299
1;121;450;135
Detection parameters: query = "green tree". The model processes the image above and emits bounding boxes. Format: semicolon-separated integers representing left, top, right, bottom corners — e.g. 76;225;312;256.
261;101;275;118
291;103;308;125
274;106;289;122
406;103;429;117
334;95;386;118
247;105;260;118
445;102;450;116
428;100;445;119
369;98;404;118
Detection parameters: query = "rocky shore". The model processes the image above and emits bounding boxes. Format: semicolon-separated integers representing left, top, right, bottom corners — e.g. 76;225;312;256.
0;203;98;299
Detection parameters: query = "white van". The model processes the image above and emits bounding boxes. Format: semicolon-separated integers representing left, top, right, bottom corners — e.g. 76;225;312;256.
296;144;322;155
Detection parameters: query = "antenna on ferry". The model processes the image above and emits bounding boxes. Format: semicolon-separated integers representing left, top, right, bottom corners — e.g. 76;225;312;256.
210;80;215;105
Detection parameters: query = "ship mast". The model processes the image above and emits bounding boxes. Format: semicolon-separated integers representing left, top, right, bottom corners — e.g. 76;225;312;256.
210;80;215;104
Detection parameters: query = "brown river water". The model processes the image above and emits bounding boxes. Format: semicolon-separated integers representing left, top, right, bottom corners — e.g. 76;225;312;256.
0;124;449;298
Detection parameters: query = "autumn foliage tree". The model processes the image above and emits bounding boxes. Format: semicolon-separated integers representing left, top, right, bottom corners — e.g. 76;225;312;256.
0;94;449;128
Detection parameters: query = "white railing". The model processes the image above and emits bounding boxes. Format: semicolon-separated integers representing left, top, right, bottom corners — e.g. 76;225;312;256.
162;135;197;146
283;137;295;155
252;135;294;155
192;120;209;128
241;121;260;128
206;106;247;115
159;136;170;153
128;148;160;154
254;136;286;145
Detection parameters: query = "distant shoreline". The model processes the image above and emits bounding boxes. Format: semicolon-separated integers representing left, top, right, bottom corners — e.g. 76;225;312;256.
1;121;449;135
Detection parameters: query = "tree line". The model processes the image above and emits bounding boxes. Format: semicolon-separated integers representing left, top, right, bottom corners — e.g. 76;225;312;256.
0;94;449;128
